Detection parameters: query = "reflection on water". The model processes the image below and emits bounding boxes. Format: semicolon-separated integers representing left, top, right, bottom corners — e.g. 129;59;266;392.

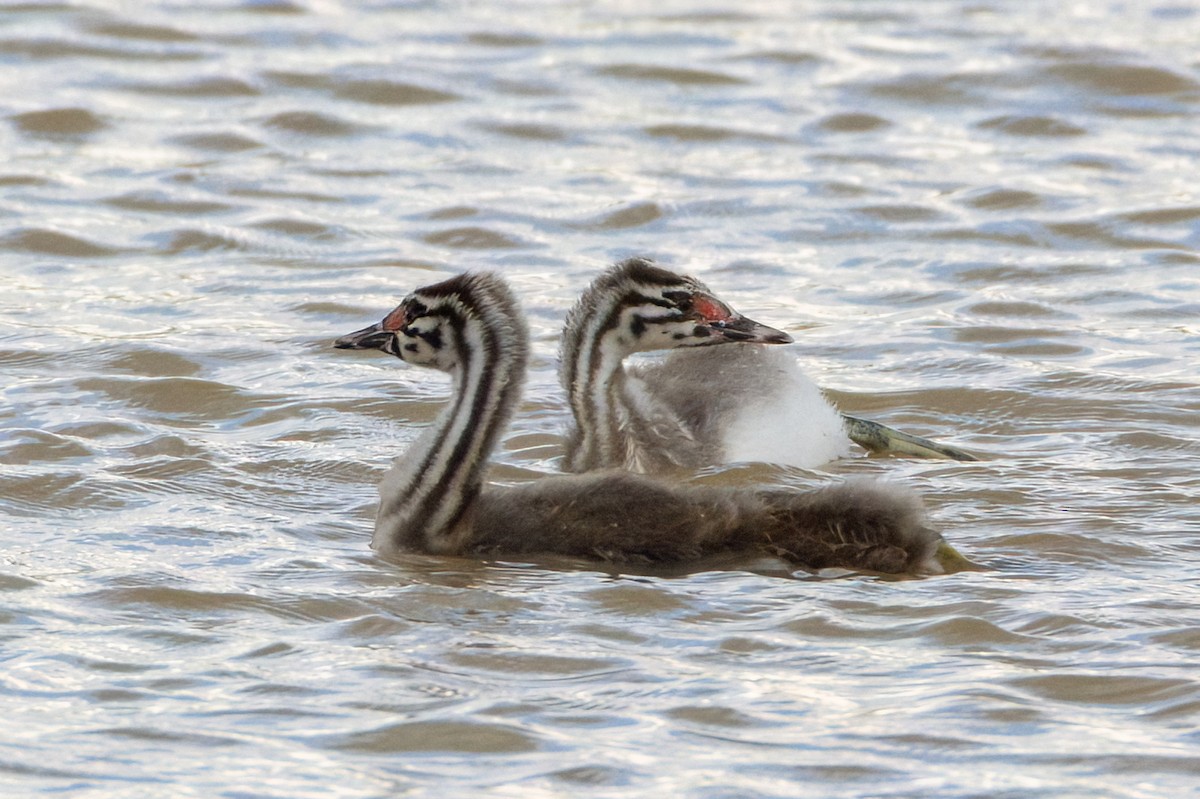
2;1;1198;796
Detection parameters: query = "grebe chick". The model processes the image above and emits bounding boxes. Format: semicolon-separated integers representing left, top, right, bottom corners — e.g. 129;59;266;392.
335;271;969;574
558;258;795;473
560;258;976;472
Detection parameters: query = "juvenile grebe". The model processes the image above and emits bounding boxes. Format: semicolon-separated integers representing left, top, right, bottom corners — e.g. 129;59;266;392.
560;258;976;472
335;271;969;574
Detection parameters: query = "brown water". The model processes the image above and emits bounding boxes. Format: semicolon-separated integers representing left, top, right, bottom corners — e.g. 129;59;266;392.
2;2;1199;796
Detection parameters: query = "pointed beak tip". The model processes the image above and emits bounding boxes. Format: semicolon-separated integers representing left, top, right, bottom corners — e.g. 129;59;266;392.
333;333;363;349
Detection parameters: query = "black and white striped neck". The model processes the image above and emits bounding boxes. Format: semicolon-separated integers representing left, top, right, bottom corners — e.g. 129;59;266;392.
370;273;529;554
560;258;698;471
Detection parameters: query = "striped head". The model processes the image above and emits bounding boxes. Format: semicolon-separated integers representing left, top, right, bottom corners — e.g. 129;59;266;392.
335;272;529;556
335;272;528;375
560;257;793;389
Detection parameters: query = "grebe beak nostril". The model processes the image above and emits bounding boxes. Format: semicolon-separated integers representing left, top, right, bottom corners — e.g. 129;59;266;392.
335;322;393;350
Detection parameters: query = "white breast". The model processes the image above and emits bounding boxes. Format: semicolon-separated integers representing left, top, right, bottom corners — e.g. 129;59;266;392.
628;344;852;470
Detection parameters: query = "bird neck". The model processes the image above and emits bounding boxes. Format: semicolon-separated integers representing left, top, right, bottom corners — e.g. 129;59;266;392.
563;318;631;471
568;340;628;467
373;311;528;554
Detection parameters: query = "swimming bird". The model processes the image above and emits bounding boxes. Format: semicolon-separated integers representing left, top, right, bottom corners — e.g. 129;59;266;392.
334;271;968;574
559;258;976;473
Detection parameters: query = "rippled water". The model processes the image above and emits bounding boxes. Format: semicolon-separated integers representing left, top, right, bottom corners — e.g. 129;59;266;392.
3;1;1199;796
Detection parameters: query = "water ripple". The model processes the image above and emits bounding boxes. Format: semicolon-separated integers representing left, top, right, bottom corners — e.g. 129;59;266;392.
2;3;1199;798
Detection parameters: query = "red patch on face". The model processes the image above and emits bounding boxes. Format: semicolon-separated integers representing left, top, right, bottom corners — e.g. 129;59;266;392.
381;305;408;331
692;295;732;323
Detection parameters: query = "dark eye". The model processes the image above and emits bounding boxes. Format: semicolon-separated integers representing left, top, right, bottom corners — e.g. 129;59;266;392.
406;300;428;324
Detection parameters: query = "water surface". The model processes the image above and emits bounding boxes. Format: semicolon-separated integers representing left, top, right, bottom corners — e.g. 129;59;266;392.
2;1;1198;797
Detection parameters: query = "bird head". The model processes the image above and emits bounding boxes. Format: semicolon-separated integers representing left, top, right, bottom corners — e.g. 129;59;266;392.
335;272;523;373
